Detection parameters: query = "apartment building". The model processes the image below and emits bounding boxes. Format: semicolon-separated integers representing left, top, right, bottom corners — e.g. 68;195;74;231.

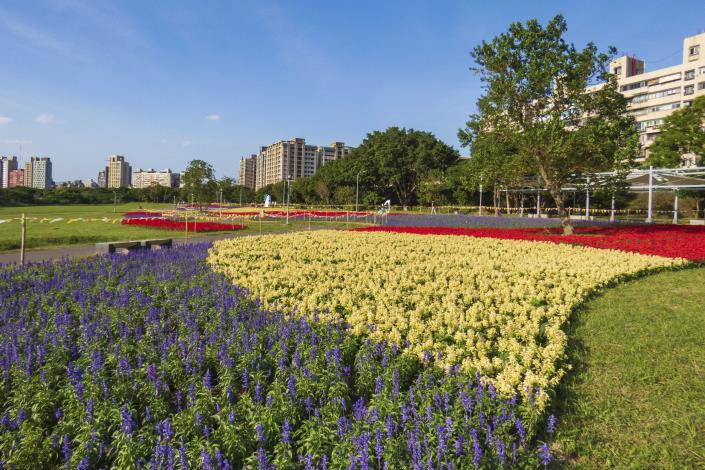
132;168;179;188
8;169;24;187
255;138;352;190
238;154;257;189
107;155;132;188
599;32;705;164
23;157;53;189
0;156;18;188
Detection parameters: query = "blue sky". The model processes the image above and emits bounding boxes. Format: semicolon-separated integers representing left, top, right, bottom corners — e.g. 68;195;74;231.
1;0;704;182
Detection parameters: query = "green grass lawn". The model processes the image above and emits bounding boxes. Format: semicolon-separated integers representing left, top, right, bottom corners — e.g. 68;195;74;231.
553;266;705;469
0;203;369;251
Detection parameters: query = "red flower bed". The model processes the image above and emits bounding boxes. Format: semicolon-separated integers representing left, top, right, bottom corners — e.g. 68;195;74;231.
122;218;246;232
355;225;705;261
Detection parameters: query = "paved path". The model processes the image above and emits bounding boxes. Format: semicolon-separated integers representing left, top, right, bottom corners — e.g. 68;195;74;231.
0;233;255;265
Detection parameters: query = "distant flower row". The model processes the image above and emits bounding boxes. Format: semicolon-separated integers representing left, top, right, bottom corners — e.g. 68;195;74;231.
121;217;245;232
356;224;705;261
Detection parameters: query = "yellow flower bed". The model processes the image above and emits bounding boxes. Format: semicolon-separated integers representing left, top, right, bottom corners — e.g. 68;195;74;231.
208;231;684;404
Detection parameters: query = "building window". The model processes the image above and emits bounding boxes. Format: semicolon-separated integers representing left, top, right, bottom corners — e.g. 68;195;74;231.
684;85;695;95
614;66;622;77
690;45;700;56
685;70;695;80
699;82;705;90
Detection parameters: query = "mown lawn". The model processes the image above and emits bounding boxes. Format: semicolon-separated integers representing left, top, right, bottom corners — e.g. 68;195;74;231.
554;266;705;468
0;203;369;251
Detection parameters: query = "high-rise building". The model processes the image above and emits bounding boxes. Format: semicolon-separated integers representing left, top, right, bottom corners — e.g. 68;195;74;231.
132;168;179;188
238;154;257;189
255;138;352;190
23;157;52;189
31;157;53;189
97;168;108;188
589;32;705;165
24;160;33;187
0;156;18;188
107;155;131;188
8;169;24;188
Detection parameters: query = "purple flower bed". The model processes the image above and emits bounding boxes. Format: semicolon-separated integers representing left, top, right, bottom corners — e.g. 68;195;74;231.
0;245;553;468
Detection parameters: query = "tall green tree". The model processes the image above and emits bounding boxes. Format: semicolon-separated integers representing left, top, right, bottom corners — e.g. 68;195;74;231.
180;159;217;209
647;96;705;167
349;127;459;207
460;15;638;234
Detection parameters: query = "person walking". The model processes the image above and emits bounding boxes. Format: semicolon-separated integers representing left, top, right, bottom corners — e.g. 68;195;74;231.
431;200;437;215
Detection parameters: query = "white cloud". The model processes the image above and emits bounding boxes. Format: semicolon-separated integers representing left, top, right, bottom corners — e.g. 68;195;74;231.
205;114;221;121
35;113;56;124
181;140;193;147
0;116;11;126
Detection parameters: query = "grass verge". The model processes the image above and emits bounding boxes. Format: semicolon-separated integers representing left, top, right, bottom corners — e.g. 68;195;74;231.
553;266;705;468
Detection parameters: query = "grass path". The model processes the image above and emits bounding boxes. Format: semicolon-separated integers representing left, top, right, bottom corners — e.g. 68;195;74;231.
554;266;705;468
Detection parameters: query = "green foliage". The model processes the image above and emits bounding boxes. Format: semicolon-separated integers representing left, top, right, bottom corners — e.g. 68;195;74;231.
310;127;459;207
0;186;179;207
180;159;217;208
460;14;638;233
647;95;705;167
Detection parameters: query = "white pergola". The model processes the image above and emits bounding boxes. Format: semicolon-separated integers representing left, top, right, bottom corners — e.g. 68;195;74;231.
498;166;705;223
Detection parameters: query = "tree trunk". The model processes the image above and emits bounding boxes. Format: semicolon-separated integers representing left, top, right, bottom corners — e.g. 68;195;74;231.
535;163;574;235
493;188;500;216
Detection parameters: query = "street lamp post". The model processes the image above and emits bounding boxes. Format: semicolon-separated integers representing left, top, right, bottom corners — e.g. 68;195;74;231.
286;175;291;225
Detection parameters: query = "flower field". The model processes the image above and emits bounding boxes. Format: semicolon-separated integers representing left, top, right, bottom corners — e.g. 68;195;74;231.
208;231;684;403
0;245;553;468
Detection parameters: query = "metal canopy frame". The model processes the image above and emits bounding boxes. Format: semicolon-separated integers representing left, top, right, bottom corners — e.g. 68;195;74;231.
494;166;705;223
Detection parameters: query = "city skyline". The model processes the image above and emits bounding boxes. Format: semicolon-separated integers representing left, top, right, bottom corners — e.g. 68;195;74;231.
1;0;705;182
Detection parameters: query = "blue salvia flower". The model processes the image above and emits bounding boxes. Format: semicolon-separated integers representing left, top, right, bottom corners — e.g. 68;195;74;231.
203;370;212;390
471;429;481;467
257;447;268;469
282;419;291;444
62;434;71;462
496;438;506;464
288;373;296;400
375;376;384;394
547;414;557;434
179;442;188;469
201;449;213;470
256;423;265;443
515;417;526;443
121;405;134;436
540;443;551;466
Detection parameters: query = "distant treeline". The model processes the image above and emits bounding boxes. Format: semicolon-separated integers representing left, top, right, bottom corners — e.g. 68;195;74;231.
0;184;257;207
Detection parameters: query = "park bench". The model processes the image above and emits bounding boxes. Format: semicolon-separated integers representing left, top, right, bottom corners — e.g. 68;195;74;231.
95;238;173;255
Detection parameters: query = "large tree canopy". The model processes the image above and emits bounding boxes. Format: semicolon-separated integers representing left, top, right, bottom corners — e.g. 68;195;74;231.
647;96;705;168
180;159;217;209
460;14;638;234
318;127;459;207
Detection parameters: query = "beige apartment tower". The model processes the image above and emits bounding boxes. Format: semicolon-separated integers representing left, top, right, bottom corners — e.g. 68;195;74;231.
132;168;178;188
107;155;132;188
255;138;352;190
238;154;257;189
597;31;705;165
